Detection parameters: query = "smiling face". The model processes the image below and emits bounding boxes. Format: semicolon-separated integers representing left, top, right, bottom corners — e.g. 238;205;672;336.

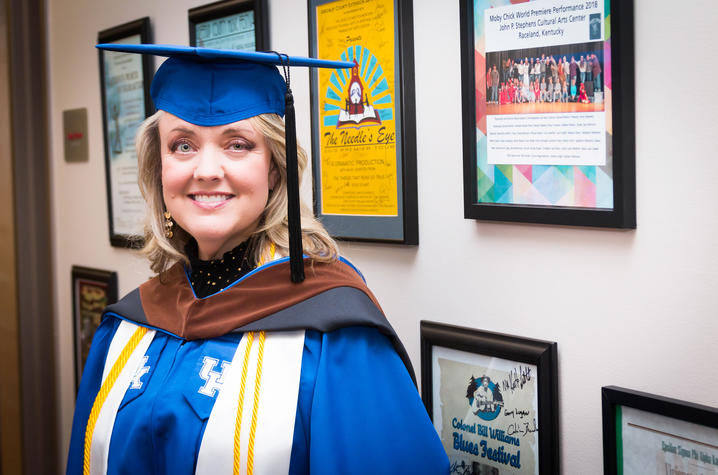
159;112;277;260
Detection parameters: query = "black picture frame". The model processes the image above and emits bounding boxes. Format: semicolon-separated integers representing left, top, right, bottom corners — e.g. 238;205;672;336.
189;0;269;51
460;0;635;228
421;320;559;474
602;386;718;475
98;17;153;248
72;266;118;393
308;0;418;244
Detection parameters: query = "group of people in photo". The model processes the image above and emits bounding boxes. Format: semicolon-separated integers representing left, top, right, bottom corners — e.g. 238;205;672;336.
486;53;603;106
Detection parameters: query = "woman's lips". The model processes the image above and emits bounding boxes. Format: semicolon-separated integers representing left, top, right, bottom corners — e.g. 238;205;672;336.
189;193;234;210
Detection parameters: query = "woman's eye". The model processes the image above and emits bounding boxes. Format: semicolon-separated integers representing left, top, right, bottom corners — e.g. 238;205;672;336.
171;141;193;153
229;141;253;152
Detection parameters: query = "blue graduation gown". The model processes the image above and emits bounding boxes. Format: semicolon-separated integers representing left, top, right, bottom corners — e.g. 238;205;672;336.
66;258;448;474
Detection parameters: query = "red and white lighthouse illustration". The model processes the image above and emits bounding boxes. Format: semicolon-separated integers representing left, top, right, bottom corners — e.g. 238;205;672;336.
337;60;381;128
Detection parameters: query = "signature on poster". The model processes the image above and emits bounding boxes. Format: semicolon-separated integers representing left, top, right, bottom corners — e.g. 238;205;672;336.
501;365;532;394
508;418;539;437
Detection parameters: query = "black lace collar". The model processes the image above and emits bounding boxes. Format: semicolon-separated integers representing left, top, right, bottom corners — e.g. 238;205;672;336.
185;239;256;298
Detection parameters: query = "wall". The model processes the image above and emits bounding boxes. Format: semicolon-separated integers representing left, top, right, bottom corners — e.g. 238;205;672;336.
47;0;718;472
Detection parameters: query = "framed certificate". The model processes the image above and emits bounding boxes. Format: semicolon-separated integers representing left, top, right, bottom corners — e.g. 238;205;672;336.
308;0;418;244
421;321;559;474
602;386;718;475
98;18;153;247
72;266;118;392
189;0;269;51
461;0;635;228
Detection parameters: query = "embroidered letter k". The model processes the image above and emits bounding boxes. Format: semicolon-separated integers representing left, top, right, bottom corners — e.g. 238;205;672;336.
198;356;230;397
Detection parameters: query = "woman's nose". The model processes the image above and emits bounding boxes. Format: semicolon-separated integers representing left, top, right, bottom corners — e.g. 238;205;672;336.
193;147;224;181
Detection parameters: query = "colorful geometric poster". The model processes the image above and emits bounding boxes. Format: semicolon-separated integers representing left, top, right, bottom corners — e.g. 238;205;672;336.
473;0;614;209
432;346;539;474
315;0;398;216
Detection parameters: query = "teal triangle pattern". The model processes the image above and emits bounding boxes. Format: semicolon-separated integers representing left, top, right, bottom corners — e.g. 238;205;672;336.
596;167;613;208
493;165;513;204
477;166;494;202
556;165;573;181
532;165;551;183
532;166;570;204
578;165;596;183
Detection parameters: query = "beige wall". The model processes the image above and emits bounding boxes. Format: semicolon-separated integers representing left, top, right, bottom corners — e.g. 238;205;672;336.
47;0;718;472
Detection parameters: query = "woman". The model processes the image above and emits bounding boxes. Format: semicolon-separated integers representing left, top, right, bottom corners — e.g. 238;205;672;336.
67;44;449;474
500;82;510;105
545;78;554;103
521;80;531;103
579;82;590;103
553;78;562;103
522;57;530;86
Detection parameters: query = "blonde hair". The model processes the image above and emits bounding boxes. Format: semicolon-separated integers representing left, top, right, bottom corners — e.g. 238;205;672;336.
136;110;339;275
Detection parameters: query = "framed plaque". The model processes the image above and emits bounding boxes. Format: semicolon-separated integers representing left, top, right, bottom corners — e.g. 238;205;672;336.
72;266;118;392
98;18;153;247
602;386;718;475
421;321;559;474
461;0;636;228
308;0;418;244
189;0;269;51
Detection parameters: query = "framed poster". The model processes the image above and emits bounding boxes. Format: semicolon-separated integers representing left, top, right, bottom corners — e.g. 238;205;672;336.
602;386;718;475
461;0;635;228
98;18;153;247
308;0;418;244
72;266;118;392
421;321;559;474
189;0;269;51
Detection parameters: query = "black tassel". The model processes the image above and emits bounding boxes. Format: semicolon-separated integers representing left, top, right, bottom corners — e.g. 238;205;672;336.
284;89;304;283
272;51;304;283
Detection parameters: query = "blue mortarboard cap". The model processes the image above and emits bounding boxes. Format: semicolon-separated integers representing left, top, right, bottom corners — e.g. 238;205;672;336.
96;44;353;283
150;58;286;126
96;44;353;126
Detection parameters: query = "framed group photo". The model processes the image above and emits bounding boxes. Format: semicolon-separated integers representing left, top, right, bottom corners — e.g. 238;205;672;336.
189;0;269;51
72;266;118;392
602;386;718;475
98;17;153;247
308;0;418;243
460;0;635;228
421;321;559;474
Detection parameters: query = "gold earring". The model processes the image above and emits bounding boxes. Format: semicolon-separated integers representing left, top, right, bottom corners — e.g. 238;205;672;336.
164;210;174;238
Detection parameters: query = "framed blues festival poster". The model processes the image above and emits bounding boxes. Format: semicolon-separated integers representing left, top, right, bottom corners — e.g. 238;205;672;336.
421;321;559;474
189;0;269;51
602;386;718;475
72;266;118;393
98;18;153;247
308;0;418;244
461;0;635;228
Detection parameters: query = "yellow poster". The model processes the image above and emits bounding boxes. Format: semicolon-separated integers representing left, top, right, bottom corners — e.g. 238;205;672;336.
316;0;398;216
